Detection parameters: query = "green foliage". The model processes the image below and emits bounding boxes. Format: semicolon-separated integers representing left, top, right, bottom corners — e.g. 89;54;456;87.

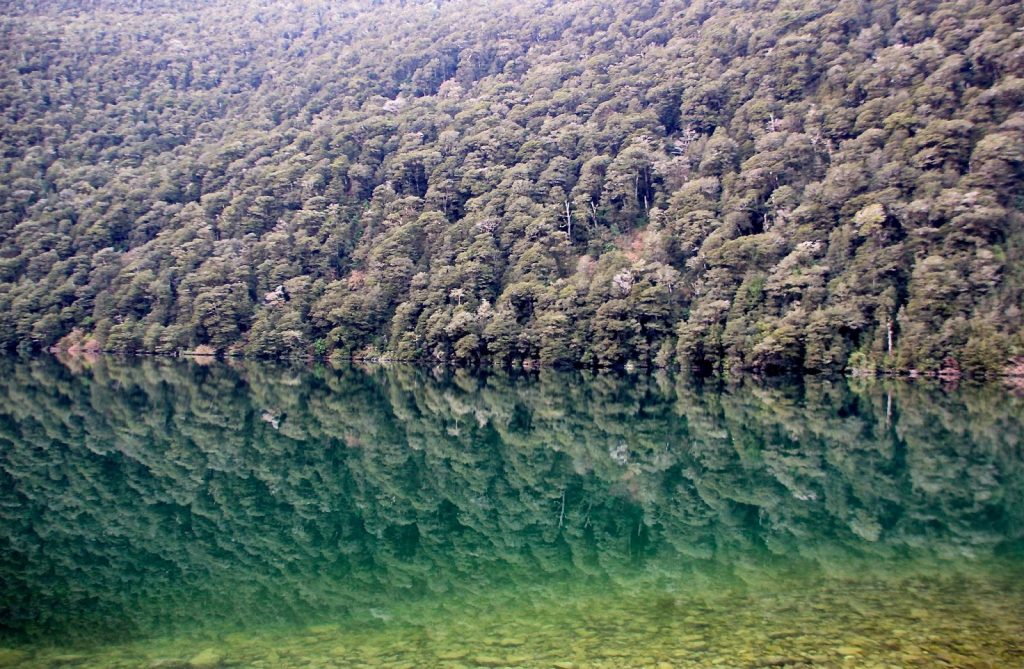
1;0;1023;373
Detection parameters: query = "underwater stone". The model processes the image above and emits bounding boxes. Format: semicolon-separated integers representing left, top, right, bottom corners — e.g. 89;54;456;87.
750;657;803;667
49;654;88;665
187;649;223;668
766;631;801;640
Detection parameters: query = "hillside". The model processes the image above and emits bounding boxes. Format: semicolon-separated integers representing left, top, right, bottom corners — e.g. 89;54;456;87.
1;0;1022;373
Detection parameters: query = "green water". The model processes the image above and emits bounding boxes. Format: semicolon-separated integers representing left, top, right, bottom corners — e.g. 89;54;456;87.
0;358;1022;668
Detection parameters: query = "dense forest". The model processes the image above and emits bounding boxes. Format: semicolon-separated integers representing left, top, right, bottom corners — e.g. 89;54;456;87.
2;357;1021;642
1;0;1022;373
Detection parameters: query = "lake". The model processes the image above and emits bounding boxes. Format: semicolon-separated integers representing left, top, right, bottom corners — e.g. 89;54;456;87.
0;356;1022;668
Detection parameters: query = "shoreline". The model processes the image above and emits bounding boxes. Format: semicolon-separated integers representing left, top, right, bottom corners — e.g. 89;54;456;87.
36;345;1024;384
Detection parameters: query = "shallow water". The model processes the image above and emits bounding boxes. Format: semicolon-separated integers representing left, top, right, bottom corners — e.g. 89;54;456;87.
0;357;1022;668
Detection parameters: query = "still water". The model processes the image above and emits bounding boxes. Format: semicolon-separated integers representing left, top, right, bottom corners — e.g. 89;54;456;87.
0;356;1021;668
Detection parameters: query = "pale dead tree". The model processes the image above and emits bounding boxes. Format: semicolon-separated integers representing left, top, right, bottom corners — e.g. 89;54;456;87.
474;217;499;233
612;269;634;296
672;126;700;154
564;199;573;239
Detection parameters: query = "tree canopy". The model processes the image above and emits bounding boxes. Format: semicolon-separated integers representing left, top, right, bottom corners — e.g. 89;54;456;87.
1;0;1022;373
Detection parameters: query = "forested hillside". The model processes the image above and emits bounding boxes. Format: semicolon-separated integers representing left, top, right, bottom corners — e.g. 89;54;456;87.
1;0;1022;373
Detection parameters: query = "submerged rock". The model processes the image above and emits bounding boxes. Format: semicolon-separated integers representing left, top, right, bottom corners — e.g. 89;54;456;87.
750;657;804;667
187;649;223;668
0;649;27;667
147;660;190;669
497;638;526;647
48;654;87;665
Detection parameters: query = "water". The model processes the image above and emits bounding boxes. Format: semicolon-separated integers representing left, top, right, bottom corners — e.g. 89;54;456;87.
0;356;1022;668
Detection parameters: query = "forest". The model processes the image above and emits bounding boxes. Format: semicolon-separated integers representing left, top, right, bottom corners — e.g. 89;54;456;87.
1;356;1021;641
1;0;1022;373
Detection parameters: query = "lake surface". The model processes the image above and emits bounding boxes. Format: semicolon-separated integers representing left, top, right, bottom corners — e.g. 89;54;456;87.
0;357;1022;668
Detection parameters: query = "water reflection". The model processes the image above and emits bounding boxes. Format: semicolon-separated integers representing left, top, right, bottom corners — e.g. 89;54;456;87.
0;357;1021;658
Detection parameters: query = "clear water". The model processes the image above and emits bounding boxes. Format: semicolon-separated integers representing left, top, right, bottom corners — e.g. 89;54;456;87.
0;357;1021;668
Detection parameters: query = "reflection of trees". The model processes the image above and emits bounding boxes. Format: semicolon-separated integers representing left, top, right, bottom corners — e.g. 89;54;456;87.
0;358;1021;643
